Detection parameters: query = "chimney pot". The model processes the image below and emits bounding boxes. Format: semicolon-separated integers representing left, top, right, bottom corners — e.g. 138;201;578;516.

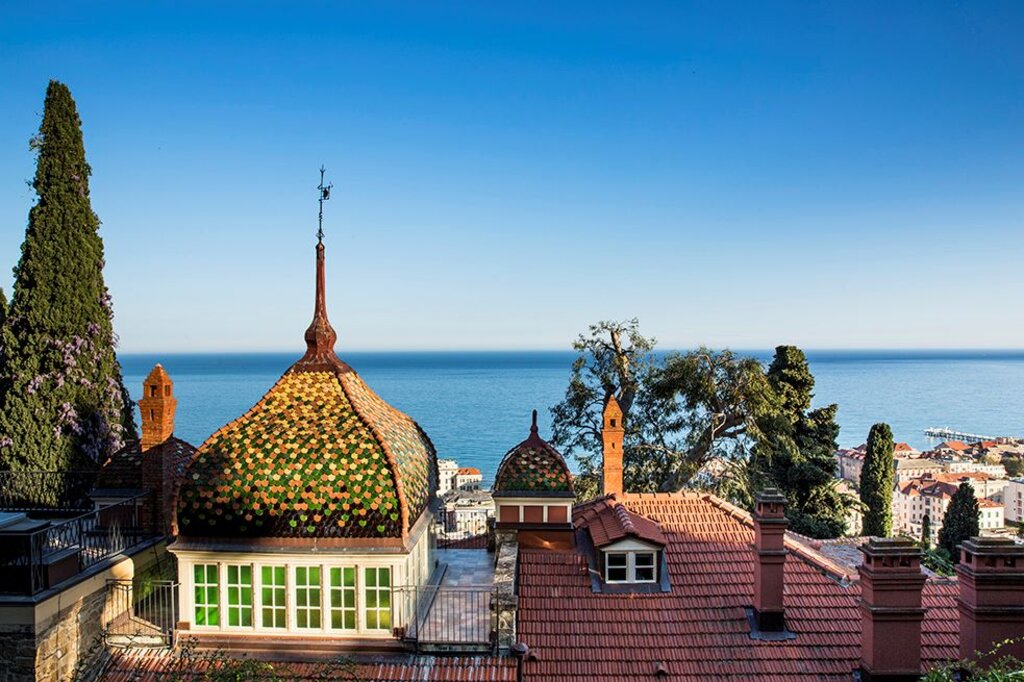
752;489;788;633
955;537;1024;664
139;364;176;451
857;538;927;681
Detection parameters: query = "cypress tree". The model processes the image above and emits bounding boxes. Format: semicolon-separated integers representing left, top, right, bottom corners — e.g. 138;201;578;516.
762;346;850;538
938;481;980;561
0;81;136;478
860;422;894;537
920;513;931;549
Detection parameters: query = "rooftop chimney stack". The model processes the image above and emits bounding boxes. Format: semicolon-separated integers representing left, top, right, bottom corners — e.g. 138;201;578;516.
602;395;624;497
139;364;176;451
956;537;1024;664
857;538;927;682
752;489;788;632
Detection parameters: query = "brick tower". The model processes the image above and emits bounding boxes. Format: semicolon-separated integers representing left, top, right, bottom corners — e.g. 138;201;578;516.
602;395;624;496
139;363;176;451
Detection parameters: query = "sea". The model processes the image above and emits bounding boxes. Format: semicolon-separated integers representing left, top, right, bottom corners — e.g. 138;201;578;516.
120;350;1024;485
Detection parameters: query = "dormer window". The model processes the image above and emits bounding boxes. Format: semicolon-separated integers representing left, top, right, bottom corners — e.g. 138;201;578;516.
604;549;658;583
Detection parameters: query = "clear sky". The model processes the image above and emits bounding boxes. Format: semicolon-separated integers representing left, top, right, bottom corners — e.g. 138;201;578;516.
0;2;1022;352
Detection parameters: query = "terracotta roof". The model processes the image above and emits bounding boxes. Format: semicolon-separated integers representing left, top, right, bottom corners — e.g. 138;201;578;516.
938;441;970;451
175;242;436;541
516;492;959;681
458;467;482;476
978;498;1002;508
574;495;667;548
94;436;196;492
99;649;515;681
493;411;573;495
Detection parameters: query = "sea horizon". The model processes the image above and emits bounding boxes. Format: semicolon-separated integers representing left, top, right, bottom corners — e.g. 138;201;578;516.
119;349;1024;486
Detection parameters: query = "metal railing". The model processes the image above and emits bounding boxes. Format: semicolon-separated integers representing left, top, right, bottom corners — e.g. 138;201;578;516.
0;470;98;512
436;509;491;549
0;493;155;595
397;585;494;648
106;579;178;647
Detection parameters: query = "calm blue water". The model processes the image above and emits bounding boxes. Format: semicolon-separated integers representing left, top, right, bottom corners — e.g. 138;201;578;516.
120;350;1024;485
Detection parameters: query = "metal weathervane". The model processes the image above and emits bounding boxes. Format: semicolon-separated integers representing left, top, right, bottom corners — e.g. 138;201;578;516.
317;165;333;244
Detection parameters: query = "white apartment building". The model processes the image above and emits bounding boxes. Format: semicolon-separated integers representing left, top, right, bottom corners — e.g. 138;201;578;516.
1005;478;1024;524
894;473;1007;542
437;458;459;496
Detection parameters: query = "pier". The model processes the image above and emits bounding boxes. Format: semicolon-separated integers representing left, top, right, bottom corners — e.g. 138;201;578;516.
924;427;997;445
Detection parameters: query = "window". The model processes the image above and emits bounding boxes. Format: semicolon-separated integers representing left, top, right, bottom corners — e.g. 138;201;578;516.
194;564;219;626
295;566;322;629
329;567;357;630
634;552;656;582
261;565;287;628
604;550;658;583
364;567;391;630
605;553;628;582
226;564;253;627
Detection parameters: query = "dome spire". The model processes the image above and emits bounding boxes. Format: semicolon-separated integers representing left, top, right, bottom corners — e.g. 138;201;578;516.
291;167;349;373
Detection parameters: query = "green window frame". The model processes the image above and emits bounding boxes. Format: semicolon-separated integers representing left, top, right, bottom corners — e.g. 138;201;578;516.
328;567;357;631
193;563;219;626
226;564;253;627
364;567;391;630
260;565;287;629
295;566;322;629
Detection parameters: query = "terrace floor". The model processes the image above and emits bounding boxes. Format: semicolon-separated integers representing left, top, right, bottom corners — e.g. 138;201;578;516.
414;549;494;647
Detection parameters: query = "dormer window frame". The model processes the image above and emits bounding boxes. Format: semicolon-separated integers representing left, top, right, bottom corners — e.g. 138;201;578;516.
601;538;662;584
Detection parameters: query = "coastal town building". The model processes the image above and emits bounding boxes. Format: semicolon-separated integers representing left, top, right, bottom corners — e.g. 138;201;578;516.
436;458;459;496
454;466;483;491
1005;478;1024;524
894;473;1008;541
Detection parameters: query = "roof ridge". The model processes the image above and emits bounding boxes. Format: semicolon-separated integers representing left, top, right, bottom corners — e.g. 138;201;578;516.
612;503;637;535
699;493;857;584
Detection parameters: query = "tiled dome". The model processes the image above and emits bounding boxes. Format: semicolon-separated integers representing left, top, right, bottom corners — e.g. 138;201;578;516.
175;242;436;540
493;411;574;495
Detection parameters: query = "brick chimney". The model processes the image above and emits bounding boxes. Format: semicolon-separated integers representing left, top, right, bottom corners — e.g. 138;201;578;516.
858;538;927;682
752;489;788;632
602;395;624;497
956;537;1024;664
139;364;176;451
139;364;177;536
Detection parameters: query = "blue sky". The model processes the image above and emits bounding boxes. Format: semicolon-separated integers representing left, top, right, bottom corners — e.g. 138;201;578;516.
0;2;1022;352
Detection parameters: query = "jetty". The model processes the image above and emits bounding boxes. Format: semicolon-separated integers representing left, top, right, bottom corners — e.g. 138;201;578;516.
924;427;997;445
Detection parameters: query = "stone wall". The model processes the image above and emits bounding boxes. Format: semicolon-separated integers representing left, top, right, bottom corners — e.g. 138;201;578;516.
492;529;519;653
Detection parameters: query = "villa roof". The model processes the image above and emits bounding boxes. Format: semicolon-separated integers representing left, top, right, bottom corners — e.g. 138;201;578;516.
516;491;959;681
94;436;195;495
492;411;573;496
574;495;667;548
174;242;436;541
99;650;515;681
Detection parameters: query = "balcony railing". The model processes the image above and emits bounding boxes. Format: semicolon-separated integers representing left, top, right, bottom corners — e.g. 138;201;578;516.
0;470;98;513
0;493;156;596
396;585;495;650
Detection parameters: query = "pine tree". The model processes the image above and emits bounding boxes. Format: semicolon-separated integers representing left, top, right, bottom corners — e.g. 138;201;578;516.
860;422;894;537
0;80;136;478
938;481;980;561
762;346;852;538
921;513;931;549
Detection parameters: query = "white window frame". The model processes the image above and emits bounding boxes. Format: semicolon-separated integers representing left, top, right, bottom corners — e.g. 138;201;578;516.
603;550;658;584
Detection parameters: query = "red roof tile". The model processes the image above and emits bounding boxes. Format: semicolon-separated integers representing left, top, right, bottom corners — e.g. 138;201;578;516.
517;492;959;681
94;436;196;492
575;495;667;548
99;649;516;681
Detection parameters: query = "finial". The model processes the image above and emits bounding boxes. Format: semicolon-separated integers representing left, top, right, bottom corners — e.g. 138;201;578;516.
288;167;351;375
531;409;539;434
317;165;333;245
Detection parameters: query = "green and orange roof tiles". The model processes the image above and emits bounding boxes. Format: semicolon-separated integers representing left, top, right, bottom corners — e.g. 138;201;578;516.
493;411;574;495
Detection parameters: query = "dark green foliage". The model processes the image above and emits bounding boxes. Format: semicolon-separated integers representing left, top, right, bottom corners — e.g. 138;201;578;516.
549;319;676;500
921;513;931;549
0;81;136;479
1005;456;1023;478
938;481;980;561
861;423;895;537
551;326;854;538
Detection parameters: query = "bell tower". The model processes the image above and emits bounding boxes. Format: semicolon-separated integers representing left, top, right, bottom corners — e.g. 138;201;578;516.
602;395;624;496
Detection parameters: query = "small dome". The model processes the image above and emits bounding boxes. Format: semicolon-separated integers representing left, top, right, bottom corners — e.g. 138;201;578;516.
493;411;574;495
175;241;436;540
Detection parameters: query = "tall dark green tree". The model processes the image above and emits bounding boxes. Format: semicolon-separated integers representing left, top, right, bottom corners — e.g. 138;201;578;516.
921;513;931;549
860;423;895;537
0;81;136;475
938;481;980;561
758;346;853;538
